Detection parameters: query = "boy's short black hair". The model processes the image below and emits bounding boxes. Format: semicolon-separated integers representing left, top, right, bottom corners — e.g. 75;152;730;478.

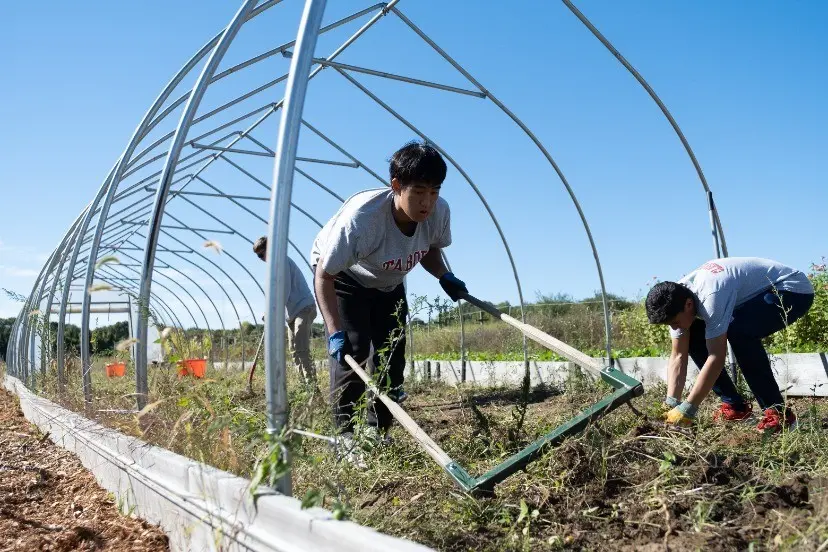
645;281;694;324
389;141;447;187
253;236;267;259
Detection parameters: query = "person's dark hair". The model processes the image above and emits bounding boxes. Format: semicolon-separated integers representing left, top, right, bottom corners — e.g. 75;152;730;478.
389;141;447;187
253;236;267;259
645;281;694;324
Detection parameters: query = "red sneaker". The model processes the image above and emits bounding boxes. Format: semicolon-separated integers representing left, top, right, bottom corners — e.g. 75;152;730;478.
712;402;753;422
756;407;797;432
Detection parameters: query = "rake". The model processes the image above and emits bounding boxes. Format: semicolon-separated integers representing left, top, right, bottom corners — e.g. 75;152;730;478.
344;291;644;495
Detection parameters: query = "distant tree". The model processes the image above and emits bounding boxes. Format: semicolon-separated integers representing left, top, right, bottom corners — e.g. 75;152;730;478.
90;321;129;354
0;317;16;361
580;291;634;311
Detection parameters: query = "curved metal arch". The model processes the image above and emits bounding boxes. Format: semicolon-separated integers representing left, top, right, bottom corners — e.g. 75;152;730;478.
79;265;200;407
114;247;225;334
22;257;60;384
22;207;91;387
135;3;386;167
57;166;121;392
330;67;531;366
73;1;288;401
40;222;87;380
100;1;287;182
123;3;410;408
168;182;318;280
265;0;329;496
96;276;180;332
152;231;245;330
136;0;262;409
561;0;729;258
109;261;209;330
36;208;94;374
29;239;75;377
98;268;188;330
123;0;401;270
300;119;389;186
160;208;267;299
390;6;616;362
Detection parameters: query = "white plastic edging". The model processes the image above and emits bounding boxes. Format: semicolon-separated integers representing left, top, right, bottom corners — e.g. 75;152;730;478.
409;353;828;397
3;375;433;552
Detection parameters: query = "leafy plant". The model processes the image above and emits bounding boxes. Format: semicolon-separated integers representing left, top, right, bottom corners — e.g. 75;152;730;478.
159;327;212;361
768;260;828;353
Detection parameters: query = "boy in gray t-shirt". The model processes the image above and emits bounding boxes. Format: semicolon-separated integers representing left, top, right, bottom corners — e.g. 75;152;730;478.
646;257;814;432
253;237;318;389
311;142;468;459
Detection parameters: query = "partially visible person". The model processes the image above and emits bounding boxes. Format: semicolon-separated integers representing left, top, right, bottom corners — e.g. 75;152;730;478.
253;236;318;390
646;257;814;432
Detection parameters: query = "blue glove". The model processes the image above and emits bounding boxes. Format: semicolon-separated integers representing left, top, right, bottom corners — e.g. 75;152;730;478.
439;272;468;302
328;330;351;364
664;396;681;408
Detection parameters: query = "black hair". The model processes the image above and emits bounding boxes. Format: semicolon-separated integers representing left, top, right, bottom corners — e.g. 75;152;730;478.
645;281;694;324
389;141;447;187
253;236;267;259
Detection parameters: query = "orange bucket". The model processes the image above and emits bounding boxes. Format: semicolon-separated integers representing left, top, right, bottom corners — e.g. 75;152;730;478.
105;362;126;378
177;358;207;379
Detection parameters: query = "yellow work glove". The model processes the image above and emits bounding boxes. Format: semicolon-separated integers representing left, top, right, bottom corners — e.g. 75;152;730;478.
663;401;698;427
659;396;681;415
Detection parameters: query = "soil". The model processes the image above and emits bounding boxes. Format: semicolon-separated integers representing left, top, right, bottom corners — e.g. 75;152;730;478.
350;387;828;551
0;388;168;552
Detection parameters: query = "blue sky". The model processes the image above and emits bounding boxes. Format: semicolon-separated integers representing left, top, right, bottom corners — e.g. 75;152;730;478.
2;1;826;327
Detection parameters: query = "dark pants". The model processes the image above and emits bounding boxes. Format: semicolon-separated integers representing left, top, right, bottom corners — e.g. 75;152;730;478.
324;271;408;432
688;289;814;410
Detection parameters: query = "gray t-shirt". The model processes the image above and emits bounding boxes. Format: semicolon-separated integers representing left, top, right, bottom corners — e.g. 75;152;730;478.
310;188;452;291
670;257;813;340
284;256;315;321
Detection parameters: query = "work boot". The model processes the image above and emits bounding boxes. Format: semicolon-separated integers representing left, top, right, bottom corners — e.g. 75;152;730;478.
712;401;753;422
360;424;394;446
387;387;408;404
335;432;367;469
756;407;797;433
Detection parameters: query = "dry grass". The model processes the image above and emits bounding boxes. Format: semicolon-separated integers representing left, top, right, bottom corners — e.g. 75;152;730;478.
16;356;828;551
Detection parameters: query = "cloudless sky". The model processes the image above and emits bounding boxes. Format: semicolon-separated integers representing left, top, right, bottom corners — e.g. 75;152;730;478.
2;1;826;327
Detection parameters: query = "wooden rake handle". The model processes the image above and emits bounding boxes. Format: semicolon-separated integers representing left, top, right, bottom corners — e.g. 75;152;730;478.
458;292;603;376
246;330;266;391
343;355;453;467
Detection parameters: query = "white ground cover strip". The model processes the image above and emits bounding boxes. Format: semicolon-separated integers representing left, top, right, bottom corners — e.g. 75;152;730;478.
409;353;828;397
3;375;433;552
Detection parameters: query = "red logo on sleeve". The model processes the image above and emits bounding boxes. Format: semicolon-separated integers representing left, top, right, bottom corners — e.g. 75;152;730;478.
382;249;430;271
701;262;724;274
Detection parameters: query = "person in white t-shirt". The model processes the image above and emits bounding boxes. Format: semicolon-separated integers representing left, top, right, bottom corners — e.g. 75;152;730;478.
310;141;468;460
646;257;814;432
253;237;318;389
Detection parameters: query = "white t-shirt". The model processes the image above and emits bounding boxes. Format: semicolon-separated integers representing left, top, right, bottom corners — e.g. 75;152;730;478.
284;256;315;320
310;188;452;291
671;257;813;340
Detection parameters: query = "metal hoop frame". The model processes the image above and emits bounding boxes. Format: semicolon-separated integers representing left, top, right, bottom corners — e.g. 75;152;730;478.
5;0;726;496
